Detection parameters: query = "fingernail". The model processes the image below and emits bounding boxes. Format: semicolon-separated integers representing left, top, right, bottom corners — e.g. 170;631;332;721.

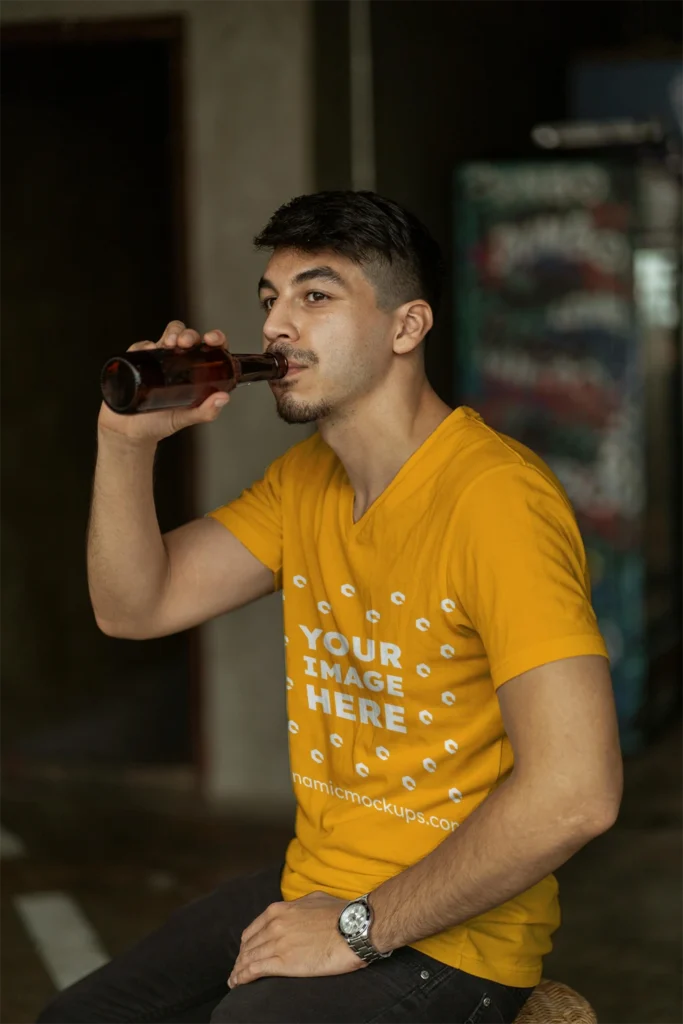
167;334;177;345
215;396;229;407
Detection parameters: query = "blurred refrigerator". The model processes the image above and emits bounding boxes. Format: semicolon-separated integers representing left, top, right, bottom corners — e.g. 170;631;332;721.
454;159;681;751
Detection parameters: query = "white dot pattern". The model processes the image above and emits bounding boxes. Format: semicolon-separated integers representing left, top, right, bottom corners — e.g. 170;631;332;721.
284;584;467;815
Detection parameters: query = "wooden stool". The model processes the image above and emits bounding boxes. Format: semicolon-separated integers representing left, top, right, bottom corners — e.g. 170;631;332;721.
514;979;597;1023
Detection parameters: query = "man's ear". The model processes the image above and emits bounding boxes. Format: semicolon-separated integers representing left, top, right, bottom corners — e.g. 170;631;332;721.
393;300;433;355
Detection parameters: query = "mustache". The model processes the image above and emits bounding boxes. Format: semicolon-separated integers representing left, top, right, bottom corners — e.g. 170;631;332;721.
267;347;316;367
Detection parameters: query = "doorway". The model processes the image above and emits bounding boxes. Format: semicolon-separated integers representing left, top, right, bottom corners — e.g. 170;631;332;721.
1;18;198;771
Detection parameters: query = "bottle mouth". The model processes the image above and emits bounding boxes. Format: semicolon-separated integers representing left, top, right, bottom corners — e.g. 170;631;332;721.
101;357;142;414
272;352;289;378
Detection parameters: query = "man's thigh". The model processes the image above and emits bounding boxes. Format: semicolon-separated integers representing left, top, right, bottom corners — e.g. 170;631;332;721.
210;947;532;1024
37;864;284;1024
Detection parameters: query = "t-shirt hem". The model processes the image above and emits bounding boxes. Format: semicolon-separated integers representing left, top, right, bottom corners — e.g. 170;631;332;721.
492;635;610;690
408;942;542;988
206;508;282;580
283;856;547;987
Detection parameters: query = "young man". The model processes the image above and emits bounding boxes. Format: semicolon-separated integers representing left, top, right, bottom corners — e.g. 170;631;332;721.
41;191;622;1024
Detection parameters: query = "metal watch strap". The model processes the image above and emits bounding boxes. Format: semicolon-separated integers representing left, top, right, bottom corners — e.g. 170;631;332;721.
341;894;392;965
346;932;391;964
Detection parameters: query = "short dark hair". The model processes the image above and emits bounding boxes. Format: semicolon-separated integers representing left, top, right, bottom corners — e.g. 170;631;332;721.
254;190;444;319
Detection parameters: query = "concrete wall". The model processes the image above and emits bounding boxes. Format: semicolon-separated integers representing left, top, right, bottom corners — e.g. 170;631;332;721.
2;0;314;814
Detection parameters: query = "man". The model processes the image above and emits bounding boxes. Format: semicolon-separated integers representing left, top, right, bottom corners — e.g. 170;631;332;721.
40;191;622;1024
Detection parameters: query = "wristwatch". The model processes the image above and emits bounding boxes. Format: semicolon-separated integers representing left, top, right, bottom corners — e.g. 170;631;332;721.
337;893;392;964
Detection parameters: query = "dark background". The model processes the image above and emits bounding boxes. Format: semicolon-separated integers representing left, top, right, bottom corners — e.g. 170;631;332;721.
1;25;195;767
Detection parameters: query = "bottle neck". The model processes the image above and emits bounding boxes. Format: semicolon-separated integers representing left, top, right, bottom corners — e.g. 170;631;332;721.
235;352;288;384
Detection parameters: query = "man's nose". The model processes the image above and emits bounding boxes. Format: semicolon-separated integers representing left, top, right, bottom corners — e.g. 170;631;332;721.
263;304;299;344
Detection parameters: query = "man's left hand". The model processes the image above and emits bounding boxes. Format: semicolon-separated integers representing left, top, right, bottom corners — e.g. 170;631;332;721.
228;891;365;988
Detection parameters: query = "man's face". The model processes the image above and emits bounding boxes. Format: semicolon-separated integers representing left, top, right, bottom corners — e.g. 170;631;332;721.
258;248;395;425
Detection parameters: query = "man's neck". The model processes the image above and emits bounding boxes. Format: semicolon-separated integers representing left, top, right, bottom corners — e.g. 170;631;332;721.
317;383;453;523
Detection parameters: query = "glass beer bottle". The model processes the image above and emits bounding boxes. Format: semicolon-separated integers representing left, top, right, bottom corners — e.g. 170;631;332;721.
100;345;288;414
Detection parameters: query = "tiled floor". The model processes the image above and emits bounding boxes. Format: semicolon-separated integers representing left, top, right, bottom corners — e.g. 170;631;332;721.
2;722;681;1024
1;775;294;1024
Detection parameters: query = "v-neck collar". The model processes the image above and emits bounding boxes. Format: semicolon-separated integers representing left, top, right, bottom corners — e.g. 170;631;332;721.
342;407;468;533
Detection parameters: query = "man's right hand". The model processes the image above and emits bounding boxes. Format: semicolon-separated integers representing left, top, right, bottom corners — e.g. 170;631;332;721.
97;320;231;444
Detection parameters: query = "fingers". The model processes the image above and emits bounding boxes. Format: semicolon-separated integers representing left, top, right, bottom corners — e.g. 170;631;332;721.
130;323;227;354
159;322;227;349
158;321;202;349
162;326;200;349
228;947;282;989
240;909;270;946
159;319;186;345
127;340;157;352
198;390;230;418
203;329;228;348
168;391;230;434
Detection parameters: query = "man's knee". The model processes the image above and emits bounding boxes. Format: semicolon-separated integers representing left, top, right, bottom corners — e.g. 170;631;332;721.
209;993;233;1024
36;990;88;1024
35;976;117;1024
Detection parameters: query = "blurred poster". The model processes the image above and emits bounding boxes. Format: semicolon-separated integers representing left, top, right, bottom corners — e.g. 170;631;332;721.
454;161;647;749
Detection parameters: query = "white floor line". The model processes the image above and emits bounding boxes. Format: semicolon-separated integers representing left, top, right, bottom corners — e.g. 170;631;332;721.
1;823;26;859
14;892;110;990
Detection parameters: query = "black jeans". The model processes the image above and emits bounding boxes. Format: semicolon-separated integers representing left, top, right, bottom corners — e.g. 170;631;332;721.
37;865;533;1024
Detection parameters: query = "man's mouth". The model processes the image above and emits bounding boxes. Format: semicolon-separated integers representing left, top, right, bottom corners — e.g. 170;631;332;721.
267;352;313;382
270;362;308;386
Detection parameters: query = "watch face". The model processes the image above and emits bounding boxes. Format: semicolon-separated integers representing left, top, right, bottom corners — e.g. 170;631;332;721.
339;901;370;938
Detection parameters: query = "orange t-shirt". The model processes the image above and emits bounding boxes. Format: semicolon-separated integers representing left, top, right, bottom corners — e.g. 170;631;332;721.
208;407;608;987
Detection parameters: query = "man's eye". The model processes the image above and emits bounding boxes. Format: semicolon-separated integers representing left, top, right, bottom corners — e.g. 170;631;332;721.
306;291;328;303
261;297;276;312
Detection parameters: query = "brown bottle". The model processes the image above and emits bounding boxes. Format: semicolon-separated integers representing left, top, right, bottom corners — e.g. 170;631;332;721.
100;345;288;414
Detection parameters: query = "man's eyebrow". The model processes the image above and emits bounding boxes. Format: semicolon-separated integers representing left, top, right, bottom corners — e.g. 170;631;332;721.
257;266;347;294
292;266;347;288
258;276;276;294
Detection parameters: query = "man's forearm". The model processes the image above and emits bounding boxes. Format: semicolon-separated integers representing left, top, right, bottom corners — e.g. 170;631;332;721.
369;772;613;954
87;428;168;633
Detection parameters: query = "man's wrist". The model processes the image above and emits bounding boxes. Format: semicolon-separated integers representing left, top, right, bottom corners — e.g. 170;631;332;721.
97;424;158;456
366;887;396;955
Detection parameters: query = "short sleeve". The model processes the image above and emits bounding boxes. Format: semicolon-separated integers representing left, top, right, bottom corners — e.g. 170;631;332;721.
450;464;609;688
206;452;288;589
